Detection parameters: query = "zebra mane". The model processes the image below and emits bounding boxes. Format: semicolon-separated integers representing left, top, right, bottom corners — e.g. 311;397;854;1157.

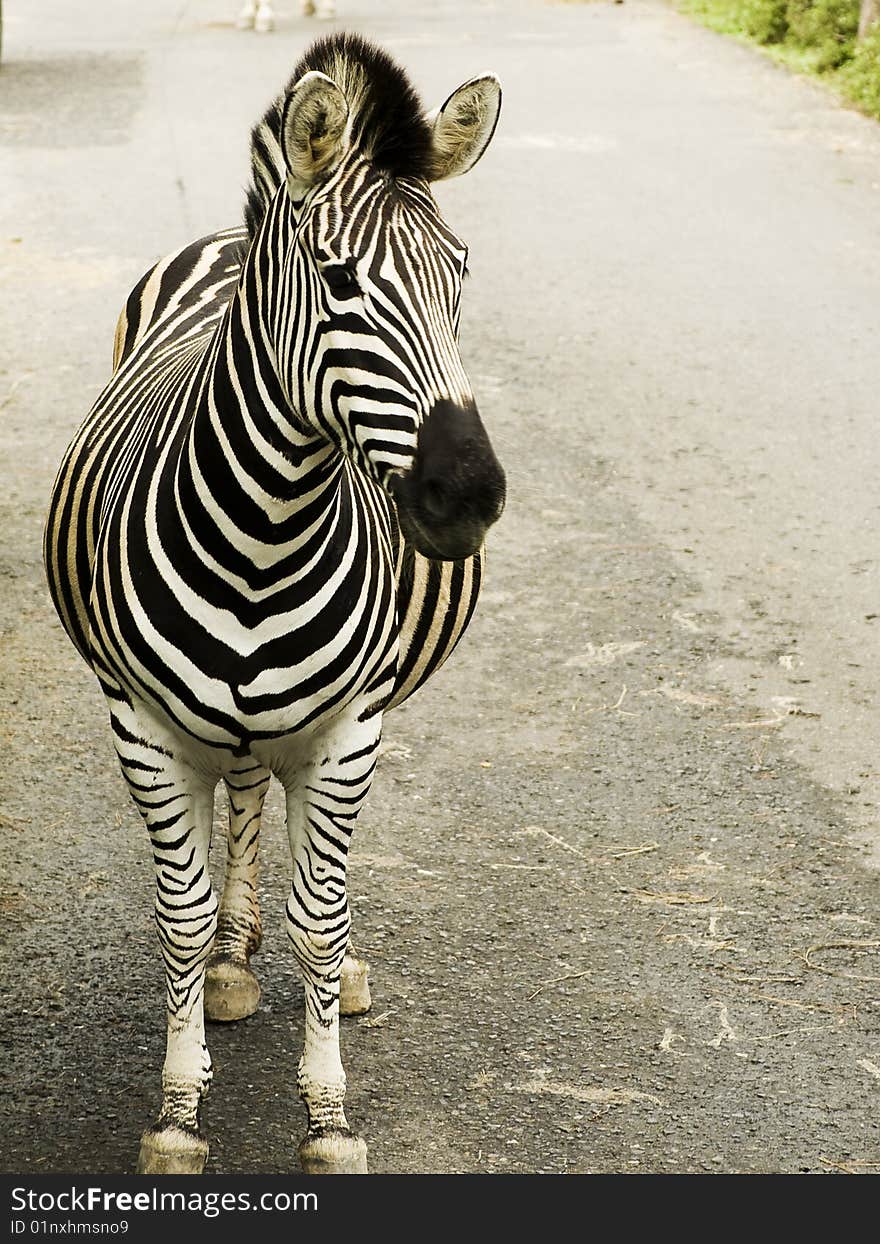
244;32;434;239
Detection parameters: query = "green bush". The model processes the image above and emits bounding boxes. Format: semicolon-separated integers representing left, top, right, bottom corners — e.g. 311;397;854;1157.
680;0;880;121
837;23;880;114
741;0;790;42
785;0;859;69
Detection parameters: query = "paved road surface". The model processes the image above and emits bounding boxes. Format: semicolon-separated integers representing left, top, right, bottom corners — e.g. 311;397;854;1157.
1;0;879;1174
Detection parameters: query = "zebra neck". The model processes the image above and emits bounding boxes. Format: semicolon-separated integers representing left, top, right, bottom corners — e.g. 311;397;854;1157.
173;251;352;583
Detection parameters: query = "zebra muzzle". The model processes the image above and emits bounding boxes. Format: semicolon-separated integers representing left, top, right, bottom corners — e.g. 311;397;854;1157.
390;399;506;560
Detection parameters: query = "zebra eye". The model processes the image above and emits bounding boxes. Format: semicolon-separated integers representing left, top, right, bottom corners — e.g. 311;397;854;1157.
322;263;360;298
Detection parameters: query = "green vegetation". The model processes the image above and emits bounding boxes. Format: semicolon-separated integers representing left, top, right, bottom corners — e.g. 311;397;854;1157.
837;23;880;111
679;0;880;119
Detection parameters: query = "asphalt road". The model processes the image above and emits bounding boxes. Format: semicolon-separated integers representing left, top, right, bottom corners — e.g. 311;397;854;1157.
1;0;879;1175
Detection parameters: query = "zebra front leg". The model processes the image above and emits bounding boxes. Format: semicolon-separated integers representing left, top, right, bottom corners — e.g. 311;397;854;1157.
283;718;381;1174
115;721;218;1175
205;763;270;1022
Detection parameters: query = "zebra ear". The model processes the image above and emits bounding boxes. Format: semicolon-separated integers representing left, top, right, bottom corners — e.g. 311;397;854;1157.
427;75;502;182
280;70;349;189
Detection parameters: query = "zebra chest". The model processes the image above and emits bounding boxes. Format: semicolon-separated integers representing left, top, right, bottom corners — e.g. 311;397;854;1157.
88;540;400;744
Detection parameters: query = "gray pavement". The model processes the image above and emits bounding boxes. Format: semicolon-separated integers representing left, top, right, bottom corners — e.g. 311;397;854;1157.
1;0;879;1174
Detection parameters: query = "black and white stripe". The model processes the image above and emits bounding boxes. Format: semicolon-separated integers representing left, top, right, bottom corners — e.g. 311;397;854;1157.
44;32;504;1175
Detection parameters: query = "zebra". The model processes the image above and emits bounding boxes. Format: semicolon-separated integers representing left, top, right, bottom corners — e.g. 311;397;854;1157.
237;1;276;32
237;1;336;32
44;32;504;1175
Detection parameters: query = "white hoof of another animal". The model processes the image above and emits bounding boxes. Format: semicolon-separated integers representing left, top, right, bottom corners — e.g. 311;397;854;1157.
340;956;371;1016
137;1124;208;1175
204;957;261;1022
299;1131;368;1175
254;13;275;32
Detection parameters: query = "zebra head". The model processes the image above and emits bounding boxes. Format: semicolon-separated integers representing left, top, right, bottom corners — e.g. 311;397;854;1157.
247;34;506;561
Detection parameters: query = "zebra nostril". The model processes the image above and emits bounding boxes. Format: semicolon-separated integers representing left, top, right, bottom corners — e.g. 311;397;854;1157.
421;478;450;522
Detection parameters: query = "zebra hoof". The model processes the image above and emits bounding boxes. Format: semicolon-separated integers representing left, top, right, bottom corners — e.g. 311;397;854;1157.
340;956;371;1017
299;1131;368;1175
137;1124;208;1175
205;957;261;1022
254;14;274;32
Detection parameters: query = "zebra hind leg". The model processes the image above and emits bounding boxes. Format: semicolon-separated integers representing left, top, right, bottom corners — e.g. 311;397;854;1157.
340;941;371;1017
205;763;270;1023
